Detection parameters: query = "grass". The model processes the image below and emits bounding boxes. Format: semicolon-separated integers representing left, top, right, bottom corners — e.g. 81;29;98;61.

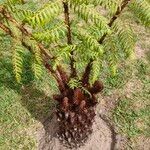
111;20;150;149
0;36;57;150
0;15;150;150
112;62;150;149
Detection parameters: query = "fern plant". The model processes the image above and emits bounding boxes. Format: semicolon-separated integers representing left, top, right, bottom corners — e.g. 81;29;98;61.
0;0;149;148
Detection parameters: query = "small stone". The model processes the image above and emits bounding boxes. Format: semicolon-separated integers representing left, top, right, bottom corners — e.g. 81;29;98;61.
65;131;69;138
68;137;71;143
57;118;60;122
65;112;69;119
74;127;77;131
58;112;63;118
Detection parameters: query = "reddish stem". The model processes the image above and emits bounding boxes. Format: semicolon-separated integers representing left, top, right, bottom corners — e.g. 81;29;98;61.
63;2;77;78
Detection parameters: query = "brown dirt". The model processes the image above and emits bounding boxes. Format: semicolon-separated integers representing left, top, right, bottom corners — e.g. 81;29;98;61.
132;136;150;150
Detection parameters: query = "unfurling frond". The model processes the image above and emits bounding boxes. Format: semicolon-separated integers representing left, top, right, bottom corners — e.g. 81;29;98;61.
129;0;150;27
23;37;43;79
12;41;24;82
68;78;81;89
27;1;62;27
33;23;67;43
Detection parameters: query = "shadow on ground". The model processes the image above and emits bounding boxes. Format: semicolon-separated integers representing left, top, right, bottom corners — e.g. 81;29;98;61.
0;57;57;145
20;85;56;122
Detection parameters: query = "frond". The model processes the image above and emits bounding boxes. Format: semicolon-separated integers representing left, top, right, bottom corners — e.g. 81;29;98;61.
112;20;136;59
70;0;123;16
87;25;110;40
103;33;119;75
27;1;62;27
12;41;24;82
5;21;22;37
129;0;150;27
29;43;43;79
23;37;43;79
32;59;43;79
89;59;102;85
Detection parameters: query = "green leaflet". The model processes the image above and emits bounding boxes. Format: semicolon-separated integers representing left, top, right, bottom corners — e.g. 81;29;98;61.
27;1;62;27
72;28;104;58
33;23;67;43
52;45;75;70
12;41;24;82
89;59;102;85
112;20;136;59
71;3;110;31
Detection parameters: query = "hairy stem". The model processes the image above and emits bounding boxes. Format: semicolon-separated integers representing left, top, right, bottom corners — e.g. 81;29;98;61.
82;0;131;86
63;1;77;78
0;22;12;35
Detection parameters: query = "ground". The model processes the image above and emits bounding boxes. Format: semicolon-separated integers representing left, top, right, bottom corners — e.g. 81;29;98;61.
0;17;150;150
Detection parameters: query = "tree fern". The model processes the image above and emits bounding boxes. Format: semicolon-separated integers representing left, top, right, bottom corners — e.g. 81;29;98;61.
0;0;149;147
